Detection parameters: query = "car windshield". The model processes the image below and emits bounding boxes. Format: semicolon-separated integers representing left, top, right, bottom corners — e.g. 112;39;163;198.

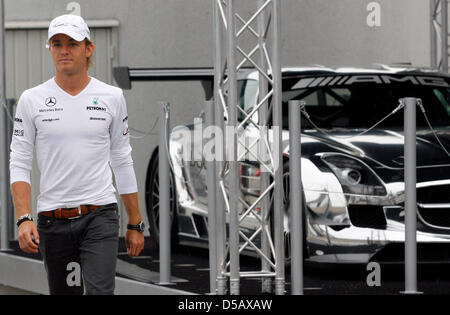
279;74;450;129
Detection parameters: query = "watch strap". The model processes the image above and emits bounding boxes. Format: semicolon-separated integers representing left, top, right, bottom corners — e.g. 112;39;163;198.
16;214;33;228
127;221;145;233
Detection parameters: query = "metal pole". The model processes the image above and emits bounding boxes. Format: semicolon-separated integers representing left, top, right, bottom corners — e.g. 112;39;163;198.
213;0;227;295
6;99;14;241
215;98;227;295
431;0;437;68
289;100;303;295
258;0;272;294
205;99;218;294
401;97;421;294
272;0;285;295
227;0;240;296
159;101;172;285
442;0;448;72
0;0;10;252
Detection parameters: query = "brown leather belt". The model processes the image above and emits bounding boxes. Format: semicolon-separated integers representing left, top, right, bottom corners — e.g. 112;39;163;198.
40;205;101;219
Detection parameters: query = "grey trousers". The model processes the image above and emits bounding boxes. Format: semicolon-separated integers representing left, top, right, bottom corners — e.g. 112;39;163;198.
37;203;119;295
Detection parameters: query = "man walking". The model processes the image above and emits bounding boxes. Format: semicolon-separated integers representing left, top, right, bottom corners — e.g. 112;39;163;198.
10;14;145;295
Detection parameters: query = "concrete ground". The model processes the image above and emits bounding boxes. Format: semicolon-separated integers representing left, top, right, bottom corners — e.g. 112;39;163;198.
6;238;450;295
0;284;38;295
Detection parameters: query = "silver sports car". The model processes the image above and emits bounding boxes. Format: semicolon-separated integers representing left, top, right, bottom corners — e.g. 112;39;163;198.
146;65;450;264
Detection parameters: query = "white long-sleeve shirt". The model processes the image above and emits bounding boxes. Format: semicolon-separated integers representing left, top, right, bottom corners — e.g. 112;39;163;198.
10;77;138;213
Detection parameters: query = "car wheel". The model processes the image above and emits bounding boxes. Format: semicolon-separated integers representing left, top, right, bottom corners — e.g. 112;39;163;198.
145;149;179;250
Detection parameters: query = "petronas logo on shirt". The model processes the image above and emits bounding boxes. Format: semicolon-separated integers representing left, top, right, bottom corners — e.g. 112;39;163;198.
93;97;99;105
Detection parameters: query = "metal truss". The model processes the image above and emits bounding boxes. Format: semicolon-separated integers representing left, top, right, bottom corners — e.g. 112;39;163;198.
431;0;449;72
211;0;284;295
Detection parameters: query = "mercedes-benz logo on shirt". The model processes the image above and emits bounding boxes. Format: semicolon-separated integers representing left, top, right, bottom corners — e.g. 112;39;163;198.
45;97;57;107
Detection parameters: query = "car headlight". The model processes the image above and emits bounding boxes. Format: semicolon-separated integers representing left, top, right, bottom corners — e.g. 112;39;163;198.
320;154;387;196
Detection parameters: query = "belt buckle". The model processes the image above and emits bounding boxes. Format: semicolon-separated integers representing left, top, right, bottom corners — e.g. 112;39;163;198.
68;205;82;220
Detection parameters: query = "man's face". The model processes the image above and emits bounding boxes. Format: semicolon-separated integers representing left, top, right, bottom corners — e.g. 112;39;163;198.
48;34;94;75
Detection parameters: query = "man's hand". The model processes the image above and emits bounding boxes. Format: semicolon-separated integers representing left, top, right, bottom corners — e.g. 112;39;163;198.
125;229;144;257
18;220;40;253
121;192;144;257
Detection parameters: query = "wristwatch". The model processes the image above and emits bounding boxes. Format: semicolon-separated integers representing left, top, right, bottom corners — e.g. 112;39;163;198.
16;213;33;228
127;221;145;233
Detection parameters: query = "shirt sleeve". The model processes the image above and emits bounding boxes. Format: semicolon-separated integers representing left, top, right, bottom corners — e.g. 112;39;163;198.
109;90;138;194
10;92;35;185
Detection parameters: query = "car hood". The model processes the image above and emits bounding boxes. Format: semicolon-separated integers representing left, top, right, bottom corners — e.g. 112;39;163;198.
303;128;450;168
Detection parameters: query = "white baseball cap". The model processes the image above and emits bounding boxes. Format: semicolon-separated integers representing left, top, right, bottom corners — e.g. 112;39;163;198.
47;14;90;44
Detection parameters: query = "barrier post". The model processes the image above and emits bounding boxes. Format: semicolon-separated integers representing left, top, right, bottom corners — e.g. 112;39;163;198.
401;97;422;294
205;99;218;294
289;100;304;295
159;101;173;285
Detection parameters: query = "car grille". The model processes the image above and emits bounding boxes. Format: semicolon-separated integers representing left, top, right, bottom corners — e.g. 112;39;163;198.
347;205;387;229
417;206;450;229
417;185;450;203
417;185;450;229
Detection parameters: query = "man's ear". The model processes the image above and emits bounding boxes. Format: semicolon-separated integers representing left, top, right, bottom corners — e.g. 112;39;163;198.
86;42;95;57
